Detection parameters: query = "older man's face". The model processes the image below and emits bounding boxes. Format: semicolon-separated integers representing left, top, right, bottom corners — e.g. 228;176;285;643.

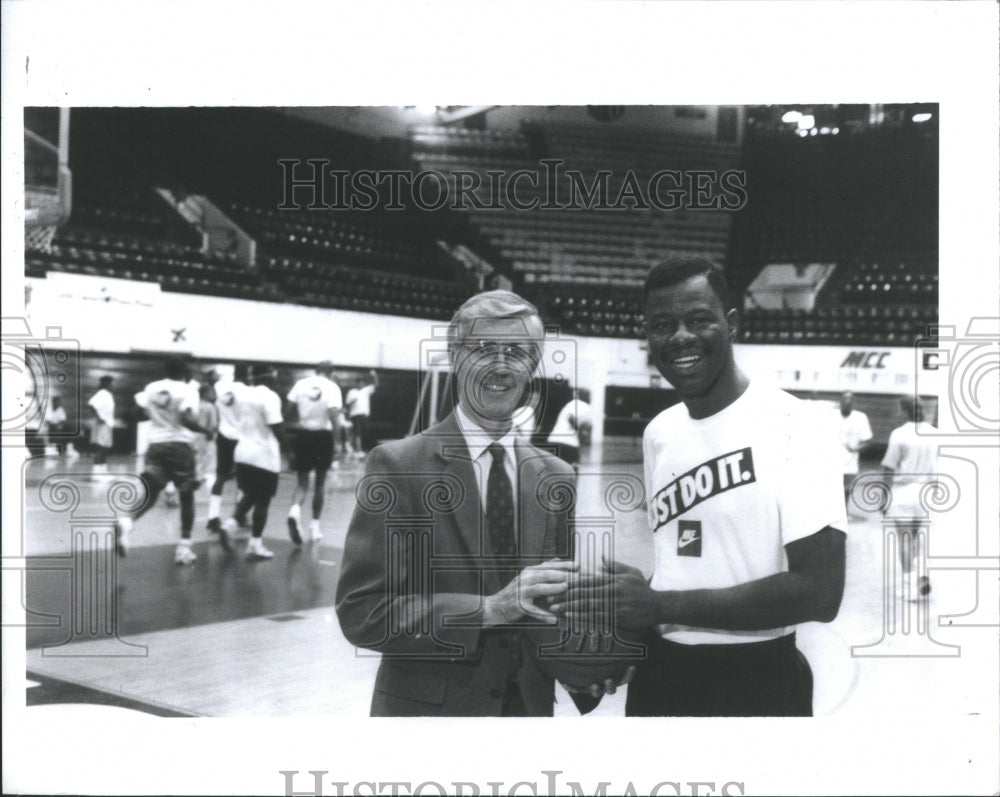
453;317;541;431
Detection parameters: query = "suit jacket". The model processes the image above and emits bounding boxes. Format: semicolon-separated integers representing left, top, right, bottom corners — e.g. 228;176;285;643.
335;412;576;716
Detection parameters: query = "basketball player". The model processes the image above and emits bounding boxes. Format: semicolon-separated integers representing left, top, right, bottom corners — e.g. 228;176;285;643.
558;256;847;716
285;361;342;544
206;367;245;545
838;391;873;509
881;395;938;600
114;358;214;565
222;365;284;560
345;370;378;456
87;376;115;474
547;388;593;473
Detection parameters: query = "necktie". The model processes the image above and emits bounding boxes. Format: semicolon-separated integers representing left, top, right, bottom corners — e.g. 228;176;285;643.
486;443;517;564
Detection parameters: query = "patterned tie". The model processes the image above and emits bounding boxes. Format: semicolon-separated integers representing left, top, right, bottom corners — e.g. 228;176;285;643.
486;443;517;569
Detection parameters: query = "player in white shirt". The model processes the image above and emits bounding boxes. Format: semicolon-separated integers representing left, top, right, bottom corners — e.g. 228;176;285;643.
87;376;115;474
206;368;246;540
881;395;938;600
222;365;285;560
345;370;379;455
558;256;847;716
114;358;215;565
838;391;873;506
285;361;342;544
546;389;593;473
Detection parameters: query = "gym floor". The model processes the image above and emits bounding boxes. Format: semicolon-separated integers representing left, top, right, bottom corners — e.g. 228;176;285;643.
18;447;998;720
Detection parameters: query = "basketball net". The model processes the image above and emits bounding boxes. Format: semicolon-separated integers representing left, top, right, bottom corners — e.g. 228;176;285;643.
25;223;57;253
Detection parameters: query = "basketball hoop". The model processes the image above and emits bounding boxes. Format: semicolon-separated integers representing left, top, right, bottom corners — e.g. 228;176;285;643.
25;223;57;253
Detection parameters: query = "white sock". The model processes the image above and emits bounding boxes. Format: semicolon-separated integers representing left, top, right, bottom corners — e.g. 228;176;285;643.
310;519;320;533
289;504;301;521
178;539;192;549
208;494;221;518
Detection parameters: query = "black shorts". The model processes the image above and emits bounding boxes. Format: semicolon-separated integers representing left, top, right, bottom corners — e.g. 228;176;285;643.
293;429;334;472
625;633;813;717
235;463;279;500
216;434;238;479
144;442;199;493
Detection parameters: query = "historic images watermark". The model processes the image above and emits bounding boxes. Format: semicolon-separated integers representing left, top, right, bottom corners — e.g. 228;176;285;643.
279;769;746;797
277;159;748;213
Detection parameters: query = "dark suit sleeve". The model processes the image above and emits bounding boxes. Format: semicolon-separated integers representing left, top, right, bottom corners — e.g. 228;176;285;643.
335;444;486;660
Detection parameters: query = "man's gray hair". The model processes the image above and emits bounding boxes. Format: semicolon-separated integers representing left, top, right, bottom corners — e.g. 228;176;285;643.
448;290;543;349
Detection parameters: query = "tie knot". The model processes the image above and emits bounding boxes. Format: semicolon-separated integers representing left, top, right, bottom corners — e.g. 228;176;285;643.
487;443;506;463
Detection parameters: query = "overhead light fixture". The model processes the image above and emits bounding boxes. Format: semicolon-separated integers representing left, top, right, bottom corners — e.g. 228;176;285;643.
831;127;840;135
912;112;932;123
782;111;802;124
819;127;830;135
796;129;809;137
797;114;815;130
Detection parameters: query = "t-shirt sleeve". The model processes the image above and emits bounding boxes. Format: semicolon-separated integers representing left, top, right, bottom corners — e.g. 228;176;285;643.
881;429;902;471
286;381;300;402
363;384;376;399
778;407;849;542
860;412;873;441
265;391;284;425
133;390;149;409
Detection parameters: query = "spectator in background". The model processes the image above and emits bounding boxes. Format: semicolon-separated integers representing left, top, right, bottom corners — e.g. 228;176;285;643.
881;395;938;601
88;376;115;475
45;397;68;455
547;388;593;474
346;370;379;456
838;391;873;511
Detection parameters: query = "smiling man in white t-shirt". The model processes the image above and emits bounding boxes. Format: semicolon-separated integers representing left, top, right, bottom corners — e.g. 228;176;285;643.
559;256;847;717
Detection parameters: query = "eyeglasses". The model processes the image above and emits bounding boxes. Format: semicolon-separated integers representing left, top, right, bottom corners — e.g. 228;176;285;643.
461;340;540;359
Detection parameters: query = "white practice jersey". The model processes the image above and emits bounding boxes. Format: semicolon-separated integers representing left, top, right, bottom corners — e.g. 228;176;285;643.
234;384;283;473
214;380;245;440
134;379;200;446
287;375;342;431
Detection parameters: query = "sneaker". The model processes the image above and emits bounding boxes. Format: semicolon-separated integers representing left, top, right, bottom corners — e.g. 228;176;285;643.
212;518;233;552
114;518;131;558
175;545;197;565
246;540;274;560
287;515;303;545
308;521;323;543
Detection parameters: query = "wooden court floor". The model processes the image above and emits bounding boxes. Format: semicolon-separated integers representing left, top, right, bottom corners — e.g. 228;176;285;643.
18;450;999;720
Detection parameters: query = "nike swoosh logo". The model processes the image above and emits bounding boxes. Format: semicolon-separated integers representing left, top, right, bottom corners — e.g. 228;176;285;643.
678;535;700;548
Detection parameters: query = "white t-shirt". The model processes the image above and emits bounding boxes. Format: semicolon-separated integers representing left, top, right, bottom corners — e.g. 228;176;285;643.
881;421;938;487
134;379;200;446
838;409;873;475
46;405;67;426
88;388;115;426
643;380;847;645
214;380;245;440
547;399;593;449
287;375;343;431
234;385;283;473
346;384;376;419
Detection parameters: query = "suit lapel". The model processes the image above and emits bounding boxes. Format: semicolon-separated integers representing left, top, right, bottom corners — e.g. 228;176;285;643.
431;414;487;560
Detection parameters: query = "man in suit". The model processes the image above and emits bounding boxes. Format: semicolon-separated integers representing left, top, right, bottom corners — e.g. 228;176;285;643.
336;290;588;716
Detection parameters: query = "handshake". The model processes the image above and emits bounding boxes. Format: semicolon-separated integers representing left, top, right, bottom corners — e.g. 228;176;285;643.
483;557;654;697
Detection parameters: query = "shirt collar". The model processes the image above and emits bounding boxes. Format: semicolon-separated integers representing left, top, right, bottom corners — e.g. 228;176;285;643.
455;405;518;465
